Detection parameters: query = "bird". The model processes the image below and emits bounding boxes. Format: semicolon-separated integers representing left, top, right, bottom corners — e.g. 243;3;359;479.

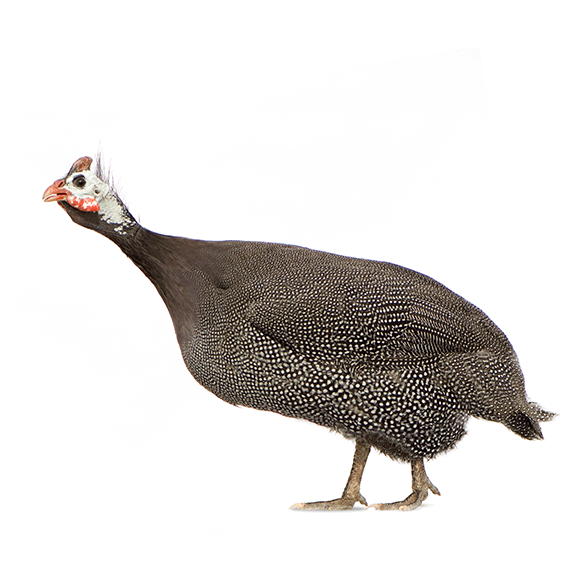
43;155;554;511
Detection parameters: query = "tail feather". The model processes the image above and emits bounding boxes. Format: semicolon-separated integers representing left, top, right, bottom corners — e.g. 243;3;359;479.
527;401;556;422
504;403;556;440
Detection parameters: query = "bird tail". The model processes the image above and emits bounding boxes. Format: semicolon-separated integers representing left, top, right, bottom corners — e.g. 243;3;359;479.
504;402;556;440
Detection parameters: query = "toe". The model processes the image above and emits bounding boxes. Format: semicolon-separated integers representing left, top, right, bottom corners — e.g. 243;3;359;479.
290;497;364;511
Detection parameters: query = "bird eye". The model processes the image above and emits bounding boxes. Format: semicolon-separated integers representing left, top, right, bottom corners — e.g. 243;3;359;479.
73;175;86;188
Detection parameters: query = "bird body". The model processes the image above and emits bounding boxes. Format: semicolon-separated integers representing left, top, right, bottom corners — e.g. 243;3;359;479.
43;156;554;510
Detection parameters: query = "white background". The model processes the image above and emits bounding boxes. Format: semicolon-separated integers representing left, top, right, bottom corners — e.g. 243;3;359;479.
1;1;564;565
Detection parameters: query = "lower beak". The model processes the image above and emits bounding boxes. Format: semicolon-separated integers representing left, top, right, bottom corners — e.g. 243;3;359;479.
43;179;71;203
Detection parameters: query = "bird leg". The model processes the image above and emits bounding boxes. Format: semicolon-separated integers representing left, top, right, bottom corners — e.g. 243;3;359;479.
290;439;371;510
369;458;440;511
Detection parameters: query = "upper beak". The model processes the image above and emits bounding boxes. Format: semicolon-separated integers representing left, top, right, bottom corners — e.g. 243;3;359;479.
43;179;70;203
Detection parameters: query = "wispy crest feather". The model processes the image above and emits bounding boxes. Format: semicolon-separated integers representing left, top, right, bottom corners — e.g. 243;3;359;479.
95;152;115;189
95;151;138;222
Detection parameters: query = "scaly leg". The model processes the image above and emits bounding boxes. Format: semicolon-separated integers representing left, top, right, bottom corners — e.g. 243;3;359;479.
369;458;440;511
290;439;371;510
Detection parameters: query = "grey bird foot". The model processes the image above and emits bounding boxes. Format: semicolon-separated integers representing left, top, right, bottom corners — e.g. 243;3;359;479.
369;458;440;511
369;484;439;511
290;493;368;511
291;439;371;511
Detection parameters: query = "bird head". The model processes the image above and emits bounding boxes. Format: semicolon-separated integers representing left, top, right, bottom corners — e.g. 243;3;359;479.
43;156;137;236
43;156;106;212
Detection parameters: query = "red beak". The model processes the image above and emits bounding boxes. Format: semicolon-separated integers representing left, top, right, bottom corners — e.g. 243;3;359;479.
43;179;71;203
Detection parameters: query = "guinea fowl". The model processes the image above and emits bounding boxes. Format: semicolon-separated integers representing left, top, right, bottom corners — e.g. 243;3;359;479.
43;155;554;511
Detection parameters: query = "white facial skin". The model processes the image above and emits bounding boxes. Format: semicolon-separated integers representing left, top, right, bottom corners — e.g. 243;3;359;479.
64;169;136;232
66;169;108;208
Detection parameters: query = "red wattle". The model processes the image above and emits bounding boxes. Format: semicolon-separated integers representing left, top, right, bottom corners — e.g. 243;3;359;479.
67;195;100;212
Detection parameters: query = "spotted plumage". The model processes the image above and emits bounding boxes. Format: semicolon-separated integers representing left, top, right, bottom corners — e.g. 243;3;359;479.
43;156;555;510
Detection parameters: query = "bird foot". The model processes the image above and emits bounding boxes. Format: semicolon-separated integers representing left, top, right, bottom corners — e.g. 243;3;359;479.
290;492;368;511
369;488;430;511
369;460;440;511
